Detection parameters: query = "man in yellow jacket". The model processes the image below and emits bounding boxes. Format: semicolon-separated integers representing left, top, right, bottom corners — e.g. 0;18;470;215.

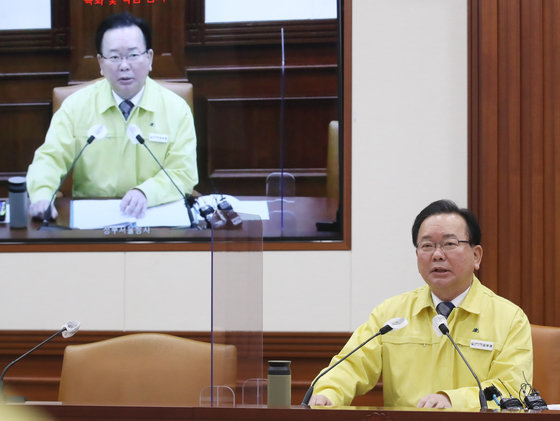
27;12;197;219
310;199;532;409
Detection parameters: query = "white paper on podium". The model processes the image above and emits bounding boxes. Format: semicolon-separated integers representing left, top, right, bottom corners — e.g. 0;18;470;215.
70;199;192;229
70;196;269;230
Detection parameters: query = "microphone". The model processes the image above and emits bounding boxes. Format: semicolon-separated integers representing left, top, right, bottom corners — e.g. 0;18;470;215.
0;320;80;402
301;317;408;407
432;314;488;409
40;124;107;229
127;124;195;228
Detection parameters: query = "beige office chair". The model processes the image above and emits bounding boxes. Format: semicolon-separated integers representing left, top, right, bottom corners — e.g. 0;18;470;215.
51;79;194;197
52;79;194;113
531;324;560;404
58;333;237;406
326;120;339;200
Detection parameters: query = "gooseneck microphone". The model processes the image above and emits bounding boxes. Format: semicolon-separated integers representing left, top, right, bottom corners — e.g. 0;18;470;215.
126;124;195;228
301;317;408;407
432;314;488;409
40;124;107;229
0;320;80;402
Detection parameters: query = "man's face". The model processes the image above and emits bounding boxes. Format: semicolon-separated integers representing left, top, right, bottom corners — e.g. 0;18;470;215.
97;25;153;100
415;213;483;301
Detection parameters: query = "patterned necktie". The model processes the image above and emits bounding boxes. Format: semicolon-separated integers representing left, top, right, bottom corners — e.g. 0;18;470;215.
119;100;134;120
436;301;455;319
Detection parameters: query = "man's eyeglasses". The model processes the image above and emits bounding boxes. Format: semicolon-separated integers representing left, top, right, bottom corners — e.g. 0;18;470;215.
100;50;148;64
416;239;471;254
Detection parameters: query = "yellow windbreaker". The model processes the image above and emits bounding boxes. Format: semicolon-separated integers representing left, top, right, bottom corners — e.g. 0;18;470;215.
313;277;532;409
27;77;198;207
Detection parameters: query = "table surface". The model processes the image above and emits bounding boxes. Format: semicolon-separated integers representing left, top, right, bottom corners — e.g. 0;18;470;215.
0;196;341;245
15;404;560;421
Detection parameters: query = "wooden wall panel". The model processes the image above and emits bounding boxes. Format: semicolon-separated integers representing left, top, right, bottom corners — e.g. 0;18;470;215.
187;64;339;196
0;330;382;407
0;104;51;171
470;0;560;325
69;1;186;80
0;72;70;195
204;97;337;195
543;0;560;325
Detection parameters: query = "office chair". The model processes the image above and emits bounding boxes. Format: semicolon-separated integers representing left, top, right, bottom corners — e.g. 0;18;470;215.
58;333;237;406
531;324;560;404
52;79;194;113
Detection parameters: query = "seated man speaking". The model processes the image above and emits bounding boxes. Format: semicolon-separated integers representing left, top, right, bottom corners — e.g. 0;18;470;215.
27;12;198;219
309;200;532;409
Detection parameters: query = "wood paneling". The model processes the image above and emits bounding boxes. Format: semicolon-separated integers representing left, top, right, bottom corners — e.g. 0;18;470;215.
69;0;186;79
0;0;69;54
469;0;560;325
0;330;382;407
185;0;337;47
204;96;336;195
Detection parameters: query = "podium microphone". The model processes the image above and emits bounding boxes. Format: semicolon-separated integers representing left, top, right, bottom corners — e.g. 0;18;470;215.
0;320;80;402
127;124;195;228
40;124;107;229
432;314;488;409
301;317;408;407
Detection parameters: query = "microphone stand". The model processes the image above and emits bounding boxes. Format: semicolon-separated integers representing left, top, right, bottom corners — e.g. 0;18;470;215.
39;140;93;231
438;323;488;409
301;324;394;407
0;328;65;402
135;135;196;228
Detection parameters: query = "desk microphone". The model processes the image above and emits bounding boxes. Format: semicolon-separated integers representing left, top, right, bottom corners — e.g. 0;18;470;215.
432;314;488;409
40;124;107;229
0;320;80;402
301;317;408;407
127;124;195;228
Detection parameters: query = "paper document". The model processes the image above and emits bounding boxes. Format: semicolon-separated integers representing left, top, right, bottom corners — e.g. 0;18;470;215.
70;196;270;230
70;199;192;229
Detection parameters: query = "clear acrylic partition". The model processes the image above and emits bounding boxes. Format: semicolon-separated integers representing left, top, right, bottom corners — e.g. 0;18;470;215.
199;213;264;407
266;172;297;236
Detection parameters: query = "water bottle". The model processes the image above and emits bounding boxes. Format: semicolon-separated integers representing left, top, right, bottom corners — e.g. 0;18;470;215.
267;360;291;407
8;176;28;229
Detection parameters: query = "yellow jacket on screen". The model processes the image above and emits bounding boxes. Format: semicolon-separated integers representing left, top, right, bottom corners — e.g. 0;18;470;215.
313;276;532;409
27;77;198;207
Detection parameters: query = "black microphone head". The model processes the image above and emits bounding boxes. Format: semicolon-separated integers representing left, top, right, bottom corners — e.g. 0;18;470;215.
126;124;144;144
379;317;408;335
432;314;450;336
43;203;53;221
379;324;392;335
186;194;196;207
484;385;502;401
86;124;107;144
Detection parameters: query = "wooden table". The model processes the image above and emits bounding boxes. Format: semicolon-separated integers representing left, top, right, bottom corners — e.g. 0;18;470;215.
15;404;560;421
0;196;341;249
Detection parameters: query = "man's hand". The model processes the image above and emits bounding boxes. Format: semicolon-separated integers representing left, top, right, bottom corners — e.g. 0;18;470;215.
120;189;147;218
29;200;58;220
308;394;333;406
417;393;451;408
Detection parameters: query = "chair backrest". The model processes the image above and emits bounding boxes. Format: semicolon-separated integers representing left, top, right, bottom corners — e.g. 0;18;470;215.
531;324;560;403
326;120;339;200
52;79;194;114
58;333;237;406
